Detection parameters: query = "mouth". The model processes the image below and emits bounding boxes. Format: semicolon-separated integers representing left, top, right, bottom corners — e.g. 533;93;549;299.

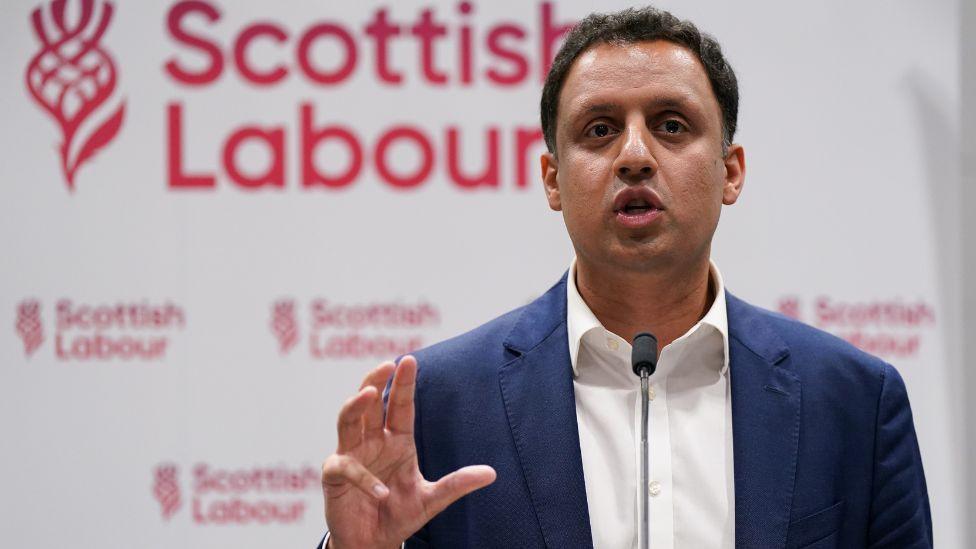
612;187;664;229
619;200;656;214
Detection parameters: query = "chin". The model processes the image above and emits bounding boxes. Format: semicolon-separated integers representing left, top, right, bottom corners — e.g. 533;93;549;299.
602;242;674;273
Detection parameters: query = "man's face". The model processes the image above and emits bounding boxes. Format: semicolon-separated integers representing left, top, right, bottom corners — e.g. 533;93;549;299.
542;40;744;275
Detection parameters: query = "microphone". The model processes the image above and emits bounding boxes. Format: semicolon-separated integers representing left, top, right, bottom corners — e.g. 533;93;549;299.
631;332;658;549
632;332;658;377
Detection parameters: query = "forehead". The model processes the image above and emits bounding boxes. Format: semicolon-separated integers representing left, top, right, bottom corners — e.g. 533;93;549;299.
558;40;717;121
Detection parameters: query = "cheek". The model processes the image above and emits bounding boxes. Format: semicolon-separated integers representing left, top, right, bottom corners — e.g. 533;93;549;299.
669;154;725;219
559;151;612;220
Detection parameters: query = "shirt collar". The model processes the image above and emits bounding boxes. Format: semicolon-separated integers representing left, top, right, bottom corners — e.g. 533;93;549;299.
566;258;606;376
699;263;730;375
565;258;730;377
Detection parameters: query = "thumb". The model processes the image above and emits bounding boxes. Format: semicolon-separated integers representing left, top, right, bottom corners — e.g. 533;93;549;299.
423;465;496;519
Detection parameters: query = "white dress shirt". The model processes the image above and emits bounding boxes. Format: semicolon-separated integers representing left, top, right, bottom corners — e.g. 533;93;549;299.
568;259;735;549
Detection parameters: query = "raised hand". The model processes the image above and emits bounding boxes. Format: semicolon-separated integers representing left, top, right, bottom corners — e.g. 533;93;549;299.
321;356;496;549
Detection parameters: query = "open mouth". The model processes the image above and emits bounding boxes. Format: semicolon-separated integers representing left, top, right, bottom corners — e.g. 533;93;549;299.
620;199;656;215
612;187;664;228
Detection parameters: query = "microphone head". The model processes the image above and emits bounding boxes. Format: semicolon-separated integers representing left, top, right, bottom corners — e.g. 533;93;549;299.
631;332;658;377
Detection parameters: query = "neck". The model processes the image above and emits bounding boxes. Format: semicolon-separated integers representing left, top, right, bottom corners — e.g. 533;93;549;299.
575;257;715;349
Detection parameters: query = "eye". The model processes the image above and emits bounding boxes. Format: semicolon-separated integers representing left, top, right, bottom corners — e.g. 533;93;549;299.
658;119;686;134
585;123;616;138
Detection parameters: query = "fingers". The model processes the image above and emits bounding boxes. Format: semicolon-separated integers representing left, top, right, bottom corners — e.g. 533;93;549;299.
424;465;496;519
386;355;417;434
336;386;378;453
360;361;396;435
322;454;390;501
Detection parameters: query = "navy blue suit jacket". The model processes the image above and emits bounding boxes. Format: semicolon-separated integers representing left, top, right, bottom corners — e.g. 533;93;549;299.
328;274;933;548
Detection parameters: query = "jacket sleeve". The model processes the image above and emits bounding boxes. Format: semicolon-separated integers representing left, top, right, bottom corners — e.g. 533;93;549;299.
405;360;431;548
867;363;933;548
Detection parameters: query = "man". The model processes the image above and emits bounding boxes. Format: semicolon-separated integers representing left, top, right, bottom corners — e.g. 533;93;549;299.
318;7;932;549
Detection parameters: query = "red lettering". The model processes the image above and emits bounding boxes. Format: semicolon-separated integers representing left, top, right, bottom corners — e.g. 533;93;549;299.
168;105;542;191
411;9;448;84
193;497;306;525
375;126;434;189
458;2;474;85
301;103;362;188
540;2;574;81
446;126;499;189
363;9;403;84
815;297;832;327
515;128;544;188
223;126;285;189
168;103;216;188
297;23;357;85
487;24;529;85
162;4;577;88
55;333;168;361
233;23;288;85
165;0;223;85
310;333;425;360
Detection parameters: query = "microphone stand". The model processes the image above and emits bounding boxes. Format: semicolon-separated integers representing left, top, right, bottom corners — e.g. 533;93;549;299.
638;368;650;549
631;333;658;549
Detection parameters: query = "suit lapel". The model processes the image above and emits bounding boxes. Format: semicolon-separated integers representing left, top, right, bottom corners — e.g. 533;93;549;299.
727;292;800;549
498;274;594;549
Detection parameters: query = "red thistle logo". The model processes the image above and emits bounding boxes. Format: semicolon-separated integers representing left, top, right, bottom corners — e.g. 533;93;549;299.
15;299;44;357
271;299;299;355
152;463;182;520
25;0;125;190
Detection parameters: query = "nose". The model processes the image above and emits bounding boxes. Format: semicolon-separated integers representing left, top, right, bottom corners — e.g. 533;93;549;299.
613;122;657;182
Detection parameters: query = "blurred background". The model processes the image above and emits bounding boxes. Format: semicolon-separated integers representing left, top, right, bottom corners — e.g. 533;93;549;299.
1;0;972;546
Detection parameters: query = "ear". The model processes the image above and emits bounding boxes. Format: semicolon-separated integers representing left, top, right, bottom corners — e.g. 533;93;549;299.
721;144;745;205
541;152;561;211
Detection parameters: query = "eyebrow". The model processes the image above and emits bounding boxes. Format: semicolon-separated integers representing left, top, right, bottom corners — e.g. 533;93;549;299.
570;96;697;120
574;102;620;118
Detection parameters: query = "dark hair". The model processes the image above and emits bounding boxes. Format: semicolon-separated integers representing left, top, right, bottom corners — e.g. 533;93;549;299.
540;6;739;154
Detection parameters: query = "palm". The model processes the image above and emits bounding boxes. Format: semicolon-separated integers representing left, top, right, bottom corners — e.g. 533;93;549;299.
322;357;495;549
327;429;426;546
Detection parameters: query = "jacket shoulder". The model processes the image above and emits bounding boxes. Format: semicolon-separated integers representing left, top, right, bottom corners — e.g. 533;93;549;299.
411;273;568;382
410;304;526;378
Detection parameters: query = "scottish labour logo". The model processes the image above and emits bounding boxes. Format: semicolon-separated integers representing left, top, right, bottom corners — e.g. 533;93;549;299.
25;0;125;190
271;299;299;355
153;463;182;520
16;299;44;357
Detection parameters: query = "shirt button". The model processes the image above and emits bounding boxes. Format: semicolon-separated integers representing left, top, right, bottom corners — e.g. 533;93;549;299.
648;480;662;496
607;338;619;351
647;385;656;401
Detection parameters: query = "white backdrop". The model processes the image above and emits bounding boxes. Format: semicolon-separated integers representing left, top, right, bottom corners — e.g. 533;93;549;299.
0;0;966;547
